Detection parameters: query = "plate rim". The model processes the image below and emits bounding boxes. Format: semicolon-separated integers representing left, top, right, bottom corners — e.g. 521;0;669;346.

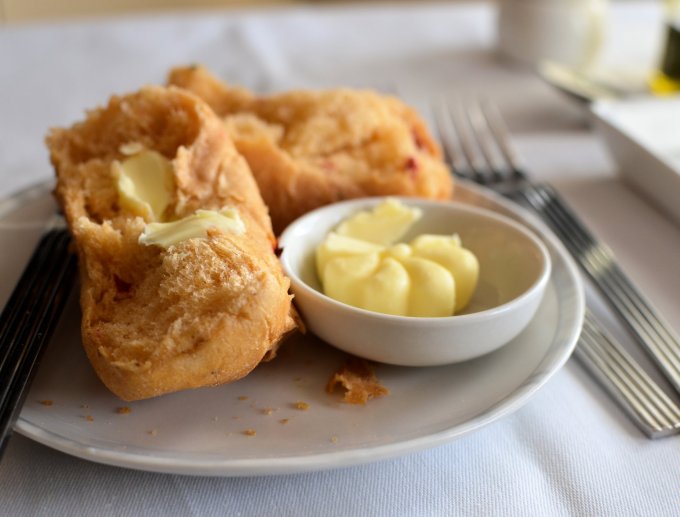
4;180;584;476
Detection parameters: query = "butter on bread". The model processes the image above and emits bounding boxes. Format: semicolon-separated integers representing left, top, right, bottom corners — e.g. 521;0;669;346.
46;86;297;401
168;65;453;234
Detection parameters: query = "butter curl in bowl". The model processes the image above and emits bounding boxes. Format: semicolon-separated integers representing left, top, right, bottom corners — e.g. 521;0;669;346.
279;197;551;366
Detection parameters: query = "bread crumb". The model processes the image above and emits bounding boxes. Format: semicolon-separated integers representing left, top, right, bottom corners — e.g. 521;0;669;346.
85;415;94;422
116;406;132;414
39;400;53;407
326;357;390;404
242;428;257;437
293;401;310;410
330;436;339;444
279;418;290;425
237;395;249;401
147;429;158;436
261;407;276;415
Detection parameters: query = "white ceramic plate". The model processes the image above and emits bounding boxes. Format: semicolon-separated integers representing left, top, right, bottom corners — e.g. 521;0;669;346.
2;181;583;476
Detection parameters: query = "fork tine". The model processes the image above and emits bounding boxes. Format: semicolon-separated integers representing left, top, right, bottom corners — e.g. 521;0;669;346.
463;100;506;182
432;99;470;178
444;98;491;183
478;100;527;181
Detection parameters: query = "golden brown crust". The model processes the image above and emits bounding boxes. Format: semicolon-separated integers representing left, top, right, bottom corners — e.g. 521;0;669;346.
326;358;390;404
46;86;297;401
168;65;453;234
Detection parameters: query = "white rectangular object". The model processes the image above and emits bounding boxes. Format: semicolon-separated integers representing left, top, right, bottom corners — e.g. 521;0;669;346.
591;97;680;226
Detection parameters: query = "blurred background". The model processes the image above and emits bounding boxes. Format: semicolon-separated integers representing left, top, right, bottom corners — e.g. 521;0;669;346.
2;0;276;23
4;0;431;24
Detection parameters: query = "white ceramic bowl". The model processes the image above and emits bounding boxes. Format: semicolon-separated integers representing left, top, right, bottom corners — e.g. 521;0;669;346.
279;197;551;366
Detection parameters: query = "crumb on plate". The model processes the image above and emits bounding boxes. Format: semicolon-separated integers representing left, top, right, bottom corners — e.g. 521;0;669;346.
326;357;390;404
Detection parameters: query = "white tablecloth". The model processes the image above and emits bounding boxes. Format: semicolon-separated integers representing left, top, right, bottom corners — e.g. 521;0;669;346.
1;2;679;515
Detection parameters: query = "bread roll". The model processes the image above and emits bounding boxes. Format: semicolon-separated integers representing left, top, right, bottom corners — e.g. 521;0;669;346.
46;86;297;401
168;65;453;234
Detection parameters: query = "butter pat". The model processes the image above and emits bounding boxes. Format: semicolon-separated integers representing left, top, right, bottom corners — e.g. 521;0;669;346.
316;232;384;277
362;258;410;315
411;235;479;312
139;208;245;249
113;149;175;221
400;257;455;317
316;199;480;317
323;252;383;309
335;198;422;245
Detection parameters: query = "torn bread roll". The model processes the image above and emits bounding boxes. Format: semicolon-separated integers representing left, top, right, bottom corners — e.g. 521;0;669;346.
46;86;297;401
168;65;453;234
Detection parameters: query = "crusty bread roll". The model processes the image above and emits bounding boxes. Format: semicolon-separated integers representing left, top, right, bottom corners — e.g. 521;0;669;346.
46;86;297;401
168;65;453;234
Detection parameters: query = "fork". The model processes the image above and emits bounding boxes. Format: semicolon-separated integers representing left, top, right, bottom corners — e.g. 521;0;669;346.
0;218;76;458
578;311;680;438
434;99;680;438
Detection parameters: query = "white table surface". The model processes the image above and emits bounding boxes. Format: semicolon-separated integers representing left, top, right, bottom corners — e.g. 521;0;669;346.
1;2;679;515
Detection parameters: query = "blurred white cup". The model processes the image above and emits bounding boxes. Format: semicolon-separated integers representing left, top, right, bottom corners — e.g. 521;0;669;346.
497;0;608;69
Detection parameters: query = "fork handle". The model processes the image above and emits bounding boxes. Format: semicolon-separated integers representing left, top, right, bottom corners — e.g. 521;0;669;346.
575;311;680;438
0;228;76;458
514;184;680;395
